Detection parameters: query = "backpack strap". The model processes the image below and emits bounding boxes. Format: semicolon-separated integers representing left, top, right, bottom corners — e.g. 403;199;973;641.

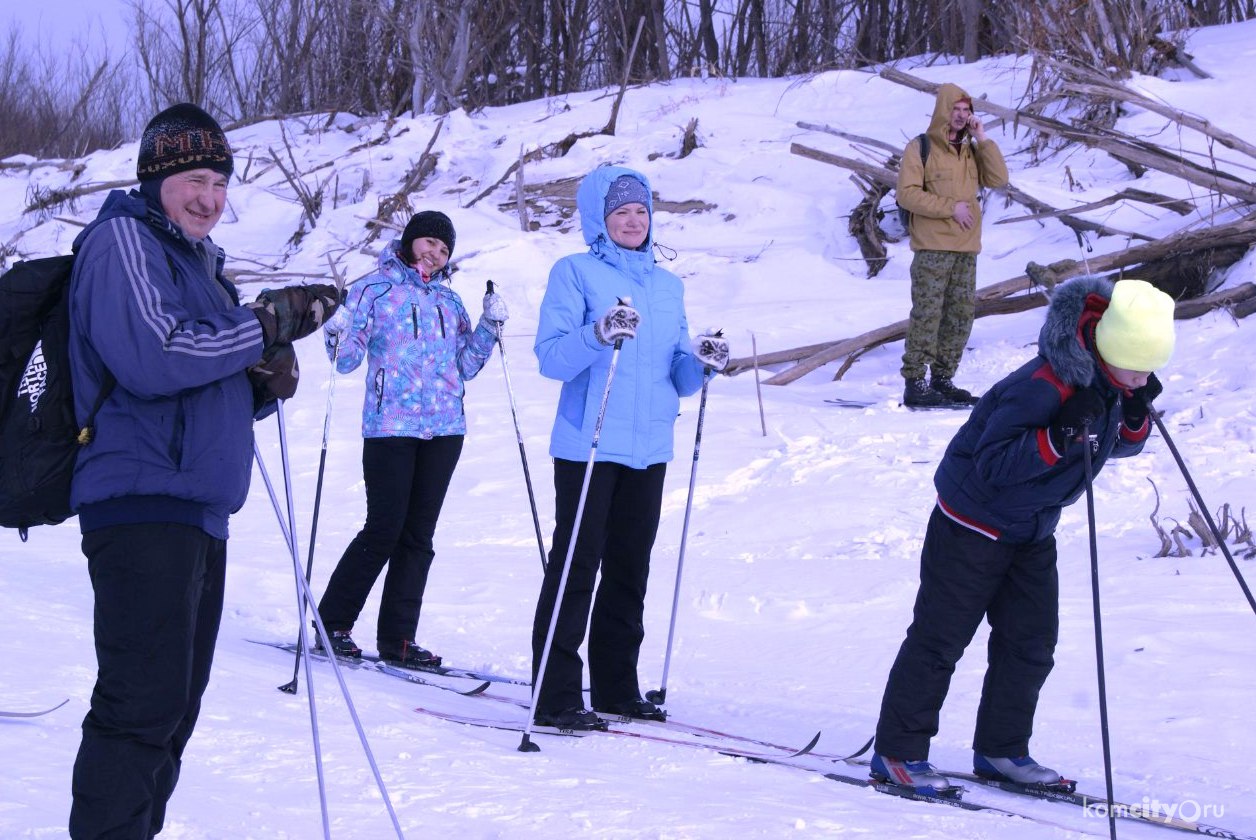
76;371;116;446
917;134;930;196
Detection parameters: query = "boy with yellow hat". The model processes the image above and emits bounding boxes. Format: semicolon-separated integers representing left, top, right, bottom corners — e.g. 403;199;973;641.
870;276;1175;795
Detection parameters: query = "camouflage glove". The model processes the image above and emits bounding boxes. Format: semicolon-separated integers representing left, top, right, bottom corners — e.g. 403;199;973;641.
249;283;340;347
248;343;299;419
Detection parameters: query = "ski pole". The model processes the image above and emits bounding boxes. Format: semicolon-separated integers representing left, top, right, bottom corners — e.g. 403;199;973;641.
273;404;331;839
256;408;406;839
646;368;712;707
520;328;627;753
1081;424;1118;840
1150;411;1256;618
487;280;548;573
279;338;341;693
280;256;348;694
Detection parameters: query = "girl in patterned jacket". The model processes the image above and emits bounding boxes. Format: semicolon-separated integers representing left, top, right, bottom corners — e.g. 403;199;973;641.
314;211;507;667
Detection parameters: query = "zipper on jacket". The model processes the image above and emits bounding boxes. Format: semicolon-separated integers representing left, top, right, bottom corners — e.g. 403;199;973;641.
412;304;419;339
438;307;446;338
374;368;385;413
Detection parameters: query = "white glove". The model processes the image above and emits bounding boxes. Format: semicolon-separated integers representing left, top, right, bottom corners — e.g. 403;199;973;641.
593;301;640;346
692;330;729;371
323;304;352;337
482;291;509;324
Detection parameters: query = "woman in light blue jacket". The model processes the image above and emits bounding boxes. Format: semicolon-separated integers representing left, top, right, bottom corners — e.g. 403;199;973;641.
315;211;505;667
530;166;729;730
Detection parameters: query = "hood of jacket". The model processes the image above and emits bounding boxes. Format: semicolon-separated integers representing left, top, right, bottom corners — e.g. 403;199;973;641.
1037;275;1114;388
576;165;656;264
927;82;972;149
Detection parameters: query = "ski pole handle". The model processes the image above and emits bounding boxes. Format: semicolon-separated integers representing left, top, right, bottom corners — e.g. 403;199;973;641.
615;296;632;349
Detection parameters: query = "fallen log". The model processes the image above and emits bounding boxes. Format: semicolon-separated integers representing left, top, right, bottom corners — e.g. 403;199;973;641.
726;211;1256;382
1171;281;1256;319
790;139;1162;249
878;66;1256;205
1049;61;1253;159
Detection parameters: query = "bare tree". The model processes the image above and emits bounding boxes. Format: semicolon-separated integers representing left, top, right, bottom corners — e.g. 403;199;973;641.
133;0;252;115
0;27;136;160
6;0;1256;156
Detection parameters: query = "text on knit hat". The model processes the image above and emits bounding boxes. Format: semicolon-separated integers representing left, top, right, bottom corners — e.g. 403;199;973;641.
136;103;234;182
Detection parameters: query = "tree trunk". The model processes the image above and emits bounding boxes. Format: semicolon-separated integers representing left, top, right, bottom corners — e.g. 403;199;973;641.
961;0;982;62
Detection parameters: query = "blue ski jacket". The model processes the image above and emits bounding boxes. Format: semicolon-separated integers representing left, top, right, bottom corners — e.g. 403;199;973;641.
68;189;267;539
534;166;707;468
934;276;1150;544
326;242;496;439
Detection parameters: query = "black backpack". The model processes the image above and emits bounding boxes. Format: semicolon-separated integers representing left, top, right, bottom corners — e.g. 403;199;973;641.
0;255;114;541
895;133;931;230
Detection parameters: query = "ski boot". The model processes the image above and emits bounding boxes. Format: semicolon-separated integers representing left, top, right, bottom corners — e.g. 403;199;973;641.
533;707;609;732
974;754;1075;791
870;753;961;797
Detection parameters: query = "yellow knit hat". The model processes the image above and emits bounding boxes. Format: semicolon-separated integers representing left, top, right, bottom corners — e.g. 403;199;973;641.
1094;279;1176;371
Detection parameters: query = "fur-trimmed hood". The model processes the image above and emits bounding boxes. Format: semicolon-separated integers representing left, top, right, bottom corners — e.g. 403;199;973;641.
1037;275;1113;388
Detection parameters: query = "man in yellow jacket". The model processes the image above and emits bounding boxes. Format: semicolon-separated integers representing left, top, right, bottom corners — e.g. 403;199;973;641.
897;82;1008;408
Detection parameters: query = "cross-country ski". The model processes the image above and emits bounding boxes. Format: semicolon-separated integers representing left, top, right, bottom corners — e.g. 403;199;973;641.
0;700;68;719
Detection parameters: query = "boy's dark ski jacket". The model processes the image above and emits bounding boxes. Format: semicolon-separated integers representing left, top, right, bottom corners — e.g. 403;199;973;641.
934;276;1150;544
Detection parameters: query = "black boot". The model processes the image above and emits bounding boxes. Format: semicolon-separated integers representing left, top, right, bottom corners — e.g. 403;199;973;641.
379;640;441;668
595;697;668;722
314;628;362;659
902;377;948;408
931;376;979;405
533;707;609;731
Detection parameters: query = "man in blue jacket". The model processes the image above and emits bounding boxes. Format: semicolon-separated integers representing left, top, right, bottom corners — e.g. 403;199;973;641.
870;277;1175;794
67;103;337;839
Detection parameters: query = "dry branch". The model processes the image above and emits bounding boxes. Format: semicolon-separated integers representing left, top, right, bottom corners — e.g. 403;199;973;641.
878;66;1256;205
726;212;1256;381
500;174;714;224
366;117;445;242
1001;183;1154;241
1;159;86;176
24;179;135;215
1046;61;1254;160
795;122;899;157
743;292;1047;384
605;16;647;136
1149;36;1213;80
790;137;1169;247
996;188;1194;224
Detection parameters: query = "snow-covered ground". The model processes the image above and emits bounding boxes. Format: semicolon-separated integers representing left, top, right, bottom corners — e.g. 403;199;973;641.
4;20;1256;840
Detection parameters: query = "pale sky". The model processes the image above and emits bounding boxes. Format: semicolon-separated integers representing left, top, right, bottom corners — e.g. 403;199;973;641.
3;1;132;52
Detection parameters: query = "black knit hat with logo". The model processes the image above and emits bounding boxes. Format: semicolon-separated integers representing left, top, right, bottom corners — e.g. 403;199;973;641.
401;211;456;261
136;103;234;182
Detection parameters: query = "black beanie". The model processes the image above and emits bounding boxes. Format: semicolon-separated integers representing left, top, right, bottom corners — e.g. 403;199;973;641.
401;211;456;261
136;103;234;182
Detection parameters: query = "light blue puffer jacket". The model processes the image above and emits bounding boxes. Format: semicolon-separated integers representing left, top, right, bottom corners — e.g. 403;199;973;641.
327;242;496;439
534;166;706;468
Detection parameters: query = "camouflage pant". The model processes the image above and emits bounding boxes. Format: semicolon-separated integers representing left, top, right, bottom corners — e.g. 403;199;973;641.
900;250;978;381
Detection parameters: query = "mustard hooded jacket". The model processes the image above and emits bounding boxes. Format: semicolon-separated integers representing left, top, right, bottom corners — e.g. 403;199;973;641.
897;82;1009;254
